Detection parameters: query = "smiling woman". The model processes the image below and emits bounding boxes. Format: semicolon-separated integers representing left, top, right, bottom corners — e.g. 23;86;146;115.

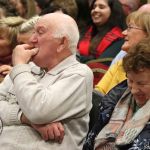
77;0;126;85
95;11;150;95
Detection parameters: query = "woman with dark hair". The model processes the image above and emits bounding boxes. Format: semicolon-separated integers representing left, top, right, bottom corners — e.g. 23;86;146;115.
78;0;126;85
39;2;68;16
34;0;50;14
75;0;92;39
47;0;78;20
15;0;37;19
0;0;18;17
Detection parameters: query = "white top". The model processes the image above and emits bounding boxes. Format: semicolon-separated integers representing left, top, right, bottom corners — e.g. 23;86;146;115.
0;55;93;150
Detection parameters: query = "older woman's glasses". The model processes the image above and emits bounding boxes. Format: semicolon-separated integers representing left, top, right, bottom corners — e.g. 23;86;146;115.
127;25;144;32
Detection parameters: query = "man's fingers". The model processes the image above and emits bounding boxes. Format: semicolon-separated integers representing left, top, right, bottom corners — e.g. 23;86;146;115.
47;126;55;140
31;48;39;55
52;125;61;143
50;122;64;143
22;44;34;49
1;71;10;75
57;123;65;143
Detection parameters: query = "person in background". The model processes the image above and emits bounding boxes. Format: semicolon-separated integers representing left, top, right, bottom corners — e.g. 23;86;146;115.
17;16;40;44
34;0;50;15
83;37;150;150
48;0;78;20
0;0;18;18
111;1;148;65
0;12;93;150
75;0;92;39
78;0;126;85
39;2;68;16
95;8;150;95
119;0;141;16
8;0;17;6
0;16;25;82
15;0;37;19
138;3;150;12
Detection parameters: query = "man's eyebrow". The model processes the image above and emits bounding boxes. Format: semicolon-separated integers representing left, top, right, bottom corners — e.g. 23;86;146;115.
35;25;48;31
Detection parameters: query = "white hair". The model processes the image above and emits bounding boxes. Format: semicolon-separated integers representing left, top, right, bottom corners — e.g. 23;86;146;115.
50;13;80;54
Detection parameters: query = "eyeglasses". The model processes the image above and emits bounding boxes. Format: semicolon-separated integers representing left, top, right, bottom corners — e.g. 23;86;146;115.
127;25;144;32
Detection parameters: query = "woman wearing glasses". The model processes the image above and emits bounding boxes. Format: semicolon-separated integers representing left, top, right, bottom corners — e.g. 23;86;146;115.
95;11;150;95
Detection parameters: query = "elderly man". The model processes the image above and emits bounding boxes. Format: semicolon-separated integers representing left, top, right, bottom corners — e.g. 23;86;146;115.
0;13;93;150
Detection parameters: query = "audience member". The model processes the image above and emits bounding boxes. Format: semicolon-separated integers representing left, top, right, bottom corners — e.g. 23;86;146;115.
111;2;149;65
75;0;92;39
0;16;25;82
83;37;150;150
39;3;68;16
15;0;37;19
48;0;78;20
17;16;40;44
119;0;141;16
34;0;50;15
95;11;150;95
138;3;150;12
78;0;126;85
0;0;18;17
8;0;17;6
0;12;93;150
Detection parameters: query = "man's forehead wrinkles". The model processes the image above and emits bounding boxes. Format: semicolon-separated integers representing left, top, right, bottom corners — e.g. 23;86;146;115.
35;22;49;30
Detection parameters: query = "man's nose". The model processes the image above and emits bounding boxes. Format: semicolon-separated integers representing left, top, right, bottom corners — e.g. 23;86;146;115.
29;34;38;43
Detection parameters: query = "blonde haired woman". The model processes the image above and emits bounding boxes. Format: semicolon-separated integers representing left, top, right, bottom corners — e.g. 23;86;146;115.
0;16;25;82
17;16;40;44
95;11;150;95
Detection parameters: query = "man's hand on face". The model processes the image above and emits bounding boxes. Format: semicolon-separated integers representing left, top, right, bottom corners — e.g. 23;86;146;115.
12;44;39;66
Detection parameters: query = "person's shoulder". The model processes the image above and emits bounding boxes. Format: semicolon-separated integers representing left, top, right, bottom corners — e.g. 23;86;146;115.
65;61;93;80
112;59;123;68
73;62;93;76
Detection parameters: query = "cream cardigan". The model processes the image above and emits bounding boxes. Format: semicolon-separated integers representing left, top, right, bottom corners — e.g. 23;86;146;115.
0;56;93;150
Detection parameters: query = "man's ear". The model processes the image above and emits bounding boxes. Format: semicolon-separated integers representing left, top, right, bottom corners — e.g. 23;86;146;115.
57;37;68;53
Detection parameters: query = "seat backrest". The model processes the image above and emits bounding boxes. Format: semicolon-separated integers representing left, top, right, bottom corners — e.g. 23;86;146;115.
89;90;103;131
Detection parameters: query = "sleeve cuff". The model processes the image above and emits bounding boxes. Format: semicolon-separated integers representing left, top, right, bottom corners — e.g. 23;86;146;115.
10;64;31;81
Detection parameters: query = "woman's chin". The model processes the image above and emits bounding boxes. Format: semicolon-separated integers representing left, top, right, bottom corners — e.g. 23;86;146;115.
121;44;130;52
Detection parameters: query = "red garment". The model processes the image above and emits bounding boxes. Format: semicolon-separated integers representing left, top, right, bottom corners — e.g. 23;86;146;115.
78;26;123;58
87;61;109;85
78;26;123;85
